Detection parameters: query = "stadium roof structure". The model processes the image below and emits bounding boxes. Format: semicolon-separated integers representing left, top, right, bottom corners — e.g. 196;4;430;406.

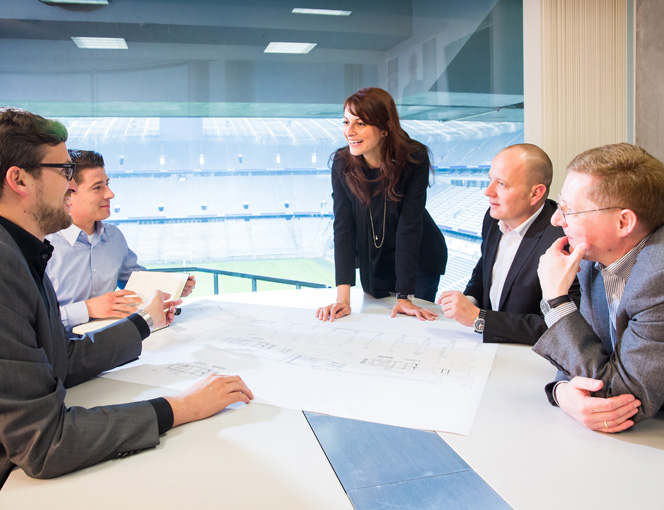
62;117;523;143
1;0;523;123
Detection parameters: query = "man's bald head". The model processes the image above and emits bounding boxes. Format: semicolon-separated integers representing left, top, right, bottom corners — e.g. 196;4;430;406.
498;143;553;198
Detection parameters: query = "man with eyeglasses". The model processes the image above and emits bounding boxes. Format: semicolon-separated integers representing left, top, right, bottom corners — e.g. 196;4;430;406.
45;150;195;331
437;143;580;345
533;142;664;432
0;108;253;483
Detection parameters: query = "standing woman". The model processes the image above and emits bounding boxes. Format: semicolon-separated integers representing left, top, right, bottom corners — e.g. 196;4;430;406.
316;87;447;322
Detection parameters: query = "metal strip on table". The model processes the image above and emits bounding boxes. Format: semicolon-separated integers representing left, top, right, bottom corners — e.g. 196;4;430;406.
305;412;510;510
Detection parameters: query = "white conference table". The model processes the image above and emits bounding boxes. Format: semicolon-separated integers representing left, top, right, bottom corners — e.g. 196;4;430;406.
2;288;663;509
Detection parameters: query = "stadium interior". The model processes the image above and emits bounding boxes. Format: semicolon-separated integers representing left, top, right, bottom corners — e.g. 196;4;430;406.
62;116;524;293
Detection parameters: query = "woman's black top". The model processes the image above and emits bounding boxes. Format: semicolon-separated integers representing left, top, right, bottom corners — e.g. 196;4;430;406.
331;145;447;298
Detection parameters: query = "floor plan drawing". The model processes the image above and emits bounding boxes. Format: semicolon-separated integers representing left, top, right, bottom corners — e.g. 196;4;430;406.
101;299;499;435
166;362;220;378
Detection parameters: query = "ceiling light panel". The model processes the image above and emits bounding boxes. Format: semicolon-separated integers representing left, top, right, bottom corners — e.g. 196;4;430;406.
40;0;109;4
291;8;351;16
264;42;316;54
71;37;128;49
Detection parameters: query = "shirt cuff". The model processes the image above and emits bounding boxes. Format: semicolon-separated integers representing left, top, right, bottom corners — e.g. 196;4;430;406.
148;398;174;435
552;380;568;407
127;312;151;340
60;301;90;329
465;295;479;307
544;301;578;328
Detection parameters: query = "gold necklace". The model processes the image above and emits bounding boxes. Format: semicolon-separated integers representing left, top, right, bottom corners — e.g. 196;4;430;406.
369;194;386;249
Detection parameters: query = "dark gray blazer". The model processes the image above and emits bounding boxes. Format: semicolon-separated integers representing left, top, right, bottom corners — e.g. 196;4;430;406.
465;200;580;345
533;225;664;424
0;224;160;481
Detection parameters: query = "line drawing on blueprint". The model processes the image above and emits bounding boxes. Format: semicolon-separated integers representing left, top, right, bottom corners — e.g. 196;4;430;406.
361;357;418;371
103;299;499;434
165;362;225;379
164;300;492;386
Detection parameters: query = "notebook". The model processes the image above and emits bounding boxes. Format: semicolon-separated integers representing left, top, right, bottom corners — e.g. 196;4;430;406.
71;271;189;335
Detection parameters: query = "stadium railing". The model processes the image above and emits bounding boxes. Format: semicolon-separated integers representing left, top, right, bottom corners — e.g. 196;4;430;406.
148;266;330;294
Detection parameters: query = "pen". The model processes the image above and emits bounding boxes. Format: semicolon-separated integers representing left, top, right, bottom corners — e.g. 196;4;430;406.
174;308;182;316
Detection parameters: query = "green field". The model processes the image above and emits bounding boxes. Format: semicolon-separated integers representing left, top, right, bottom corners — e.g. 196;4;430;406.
145;257;335;298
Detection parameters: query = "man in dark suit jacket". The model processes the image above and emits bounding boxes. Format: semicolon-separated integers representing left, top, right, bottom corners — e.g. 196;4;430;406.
534;143;664;432
0;108;253;484
438;143;580;345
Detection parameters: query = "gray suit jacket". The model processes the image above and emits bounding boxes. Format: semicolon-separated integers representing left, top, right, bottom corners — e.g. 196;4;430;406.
0;224;160;481
533;225;664;424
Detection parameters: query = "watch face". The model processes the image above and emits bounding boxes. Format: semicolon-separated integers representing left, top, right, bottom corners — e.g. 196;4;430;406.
473;318;485;333
540;299;551;315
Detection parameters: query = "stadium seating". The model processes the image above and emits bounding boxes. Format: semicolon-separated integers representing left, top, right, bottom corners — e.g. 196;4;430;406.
61;116;524;291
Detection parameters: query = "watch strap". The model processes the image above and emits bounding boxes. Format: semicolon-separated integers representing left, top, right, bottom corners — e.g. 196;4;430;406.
473;309;486;334
540;294;572;315
136;309;155;333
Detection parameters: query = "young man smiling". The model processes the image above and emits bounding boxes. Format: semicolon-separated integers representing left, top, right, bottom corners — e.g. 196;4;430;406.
46;150;195;329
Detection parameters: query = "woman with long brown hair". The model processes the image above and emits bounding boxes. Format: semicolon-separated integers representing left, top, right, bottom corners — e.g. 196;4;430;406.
316;88;447;321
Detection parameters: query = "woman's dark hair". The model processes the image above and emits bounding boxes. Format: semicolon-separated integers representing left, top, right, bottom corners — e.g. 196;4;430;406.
333;87;432;207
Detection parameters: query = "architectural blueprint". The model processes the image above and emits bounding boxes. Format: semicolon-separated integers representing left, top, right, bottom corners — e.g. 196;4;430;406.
102;299;498;435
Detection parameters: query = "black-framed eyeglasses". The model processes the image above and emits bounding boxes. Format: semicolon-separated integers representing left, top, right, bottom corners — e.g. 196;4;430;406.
39;163;76;181
556;194;622;221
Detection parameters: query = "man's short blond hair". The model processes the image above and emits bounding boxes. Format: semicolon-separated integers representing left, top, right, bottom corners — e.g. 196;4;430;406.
568;143;664;231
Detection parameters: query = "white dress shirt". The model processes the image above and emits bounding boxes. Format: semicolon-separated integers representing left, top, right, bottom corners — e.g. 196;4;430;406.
488;204;545;310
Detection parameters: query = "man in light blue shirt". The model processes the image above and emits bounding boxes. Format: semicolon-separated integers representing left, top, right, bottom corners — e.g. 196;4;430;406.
46;150;195;329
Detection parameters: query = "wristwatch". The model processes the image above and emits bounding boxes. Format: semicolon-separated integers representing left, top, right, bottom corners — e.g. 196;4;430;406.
539;295;572;315
473;309;486;334
136;309;155;333
396;293;414;301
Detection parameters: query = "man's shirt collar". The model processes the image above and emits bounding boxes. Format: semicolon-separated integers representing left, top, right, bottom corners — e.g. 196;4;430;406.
61;221;106;246
595;232;651;280
0;215;53;279
498;203;545;236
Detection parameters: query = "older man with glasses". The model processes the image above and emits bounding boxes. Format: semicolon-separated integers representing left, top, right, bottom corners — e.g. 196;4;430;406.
534;142;664;432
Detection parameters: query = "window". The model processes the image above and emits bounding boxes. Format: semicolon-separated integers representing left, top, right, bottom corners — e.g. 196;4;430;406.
1;0;523;294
